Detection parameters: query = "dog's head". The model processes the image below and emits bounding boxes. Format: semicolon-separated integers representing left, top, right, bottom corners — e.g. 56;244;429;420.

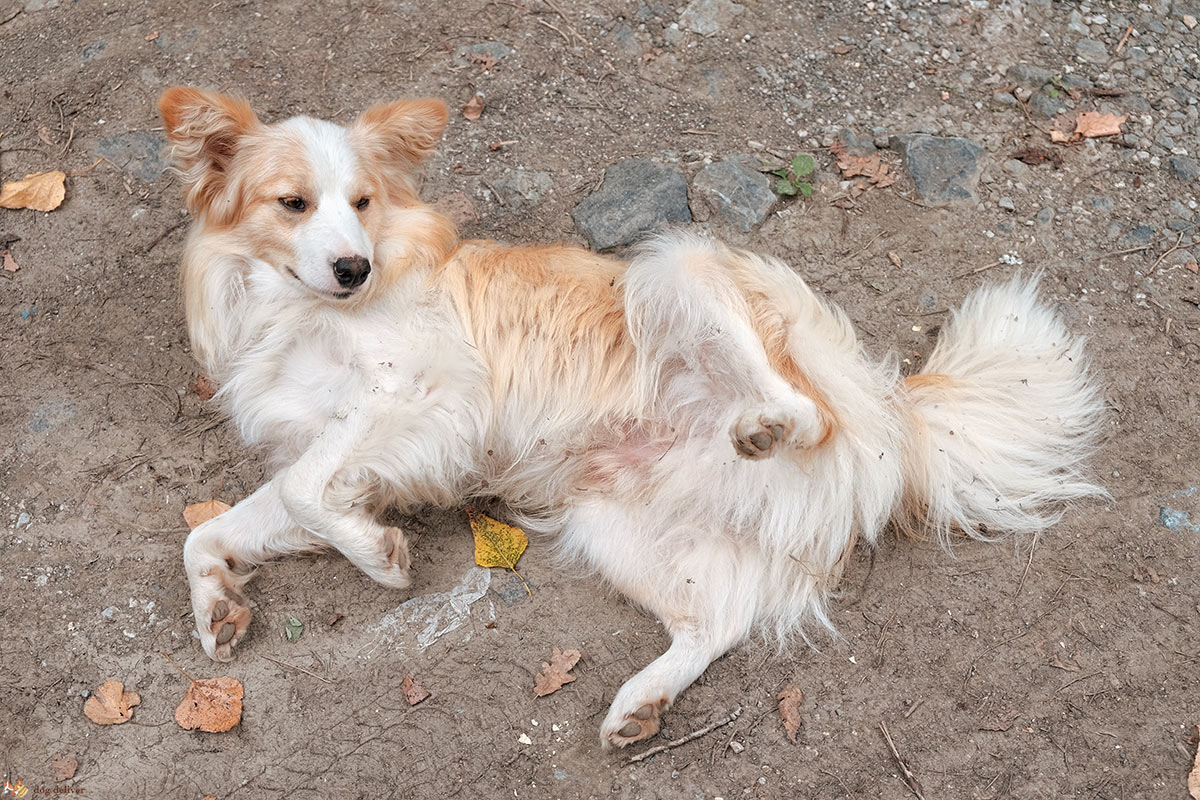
159;88;447;300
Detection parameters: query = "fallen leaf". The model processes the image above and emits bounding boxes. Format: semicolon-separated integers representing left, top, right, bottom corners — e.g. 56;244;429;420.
1049;129;1073;143
1048;653;1081;672
184;499;232;530
831;44;854;55
1075;111;1126;138
829;141;895;188
1189;724;1200;799
50;754;77;782
175;676;243;732
533;647;581;697
327;612;345;627
468;52;498;72
463;93;484;121
1185;260;1198;274
777;685;804;742
37;125;55;146
83;680;140;725
145;31;159;41
469;508;527;573
0;170;66;212
2;250;18;272
887;251;902;268
1011;146;1051;165
979;714;1020;732
401;674;430;706
284;615;304;641
188;373;217;400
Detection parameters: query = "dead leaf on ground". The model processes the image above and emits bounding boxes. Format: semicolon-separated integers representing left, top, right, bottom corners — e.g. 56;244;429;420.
829;141;896;188
777;685;804;742
1188;724;1200;799
1048;653;1081;672
2;250;18;273
188;373;217;400
1010;146;1058;166
533;647;581;697
979;714;1020;732
175;676;244;732
887;251;902;268
50;754;77;782
831;44;854;55
463;93;484;121
468;52;498;72
1185;260;1198;274
401;674;430;706
37;125;55;146
468;508;529;592
0;170;66;212
1075;111;1126;138
83;680;140;725
184;499;232;530
145;31;159;41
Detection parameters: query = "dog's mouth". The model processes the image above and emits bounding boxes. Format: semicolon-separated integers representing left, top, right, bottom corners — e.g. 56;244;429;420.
286;266;356;300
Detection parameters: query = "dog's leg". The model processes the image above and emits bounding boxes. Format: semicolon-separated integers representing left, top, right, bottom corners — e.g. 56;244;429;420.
184;479;318;661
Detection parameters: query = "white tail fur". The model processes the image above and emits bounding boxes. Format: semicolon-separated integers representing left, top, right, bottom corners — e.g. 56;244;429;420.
899;275;1106;542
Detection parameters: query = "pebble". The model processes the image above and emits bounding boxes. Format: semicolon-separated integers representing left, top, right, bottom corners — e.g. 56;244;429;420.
892;134;985;206
1036;207;1054;225
678;0;744;36
998;197;1015;212
101;606;118;619
1006;63;1053;85
1029;93;1067;118
484;168;552;212
691;156;776;233
95;132;168;182
1123;225;1157;246
1088;196;1115;211
572;159;692;250
1075;39;1110;63
1166;155;1200;182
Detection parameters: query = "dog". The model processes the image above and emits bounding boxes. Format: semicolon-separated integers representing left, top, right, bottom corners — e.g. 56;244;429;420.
159;87;1104;749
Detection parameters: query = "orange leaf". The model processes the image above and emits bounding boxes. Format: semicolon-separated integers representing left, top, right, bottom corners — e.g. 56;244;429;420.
50;754;77;782
1075;111;1126;138
2;250;18;272
83;680;140;725
0;170;66;212
188;373;217;400
777;685;804;742
463;93;484;121
533;647;581;697
401;674;430;706
175;676;244;732
184;499;232;530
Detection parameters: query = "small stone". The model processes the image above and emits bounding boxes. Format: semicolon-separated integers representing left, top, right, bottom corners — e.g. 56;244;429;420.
1184;14;1197;30
1003;159;1031;179
453;42;512;68
101;606;118;620
1067;10;1089;35
998;197;1016;212
1075;39;1110;64
989;91;1015;109
1006;63;1054;85
96;132;168;182
678;0;744;35
1029;93;1067;118
572;159;692;250
485;169;553;212
1166;155;1200;182
1036;207;1054;225
1013;86;1033;103
728;740;745;753
1088;196;1114;211
892;134;985;206
1122;225;1156;246
518;733;532;745
691;156;776;233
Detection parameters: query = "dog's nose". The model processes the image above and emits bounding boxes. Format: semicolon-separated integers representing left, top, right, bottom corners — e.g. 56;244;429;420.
331;256;371;289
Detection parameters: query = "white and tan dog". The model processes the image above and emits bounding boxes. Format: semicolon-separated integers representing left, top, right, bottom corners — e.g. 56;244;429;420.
159;87;1104;748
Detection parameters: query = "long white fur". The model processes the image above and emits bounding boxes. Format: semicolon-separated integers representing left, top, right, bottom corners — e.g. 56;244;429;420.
166;92;1105;750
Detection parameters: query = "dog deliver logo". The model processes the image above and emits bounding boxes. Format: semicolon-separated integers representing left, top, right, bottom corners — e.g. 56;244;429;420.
2;778;29;798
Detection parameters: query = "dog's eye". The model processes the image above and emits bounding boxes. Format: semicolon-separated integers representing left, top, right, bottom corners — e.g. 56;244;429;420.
279;196;307;212
355;197;370;211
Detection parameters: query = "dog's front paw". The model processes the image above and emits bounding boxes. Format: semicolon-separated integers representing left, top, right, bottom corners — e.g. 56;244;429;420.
730;397;824;459
195;584;252;662
361;526;412;589
600;696;669;750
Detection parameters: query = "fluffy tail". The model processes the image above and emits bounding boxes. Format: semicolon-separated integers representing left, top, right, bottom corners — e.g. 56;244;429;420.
897;275;1106;542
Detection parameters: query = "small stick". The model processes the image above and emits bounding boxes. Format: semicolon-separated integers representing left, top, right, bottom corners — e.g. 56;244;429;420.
481;179;506;207
955;259;1002;279
261;653;336;684
903;699;924;719
161;651;197;683
1148;231;1187;272
627;706;743;764
66;157;104;176
1016;536;1038;595
535;17;570;43
681;129;720;136
879;721;926;799
1115;25;1133;54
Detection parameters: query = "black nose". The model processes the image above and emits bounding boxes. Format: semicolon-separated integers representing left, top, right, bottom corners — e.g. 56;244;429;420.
332;256;371;289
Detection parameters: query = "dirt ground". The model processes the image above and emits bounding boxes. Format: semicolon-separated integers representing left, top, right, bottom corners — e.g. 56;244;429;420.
3;0;1200;797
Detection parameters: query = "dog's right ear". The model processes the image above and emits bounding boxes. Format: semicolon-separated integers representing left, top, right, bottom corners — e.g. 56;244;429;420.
158;87;259;215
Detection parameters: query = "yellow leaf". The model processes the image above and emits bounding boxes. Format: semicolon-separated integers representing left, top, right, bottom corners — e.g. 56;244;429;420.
184;499;232;530
468;508;527;570
0;170;66;212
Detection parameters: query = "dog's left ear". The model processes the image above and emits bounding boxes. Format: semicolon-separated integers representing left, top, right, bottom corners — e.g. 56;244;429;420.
354;99;449;170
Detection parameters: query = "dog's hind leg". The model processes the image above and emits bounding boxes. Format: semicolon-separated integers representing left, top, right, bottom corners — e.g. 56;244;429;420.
185;480;319;661
623;235;831;460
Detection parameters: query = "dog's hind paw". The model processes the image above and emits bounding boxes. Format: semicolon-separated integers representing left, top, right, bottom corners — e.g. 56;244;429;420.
198;588;252;662
361;526;412;589
600;698;668;750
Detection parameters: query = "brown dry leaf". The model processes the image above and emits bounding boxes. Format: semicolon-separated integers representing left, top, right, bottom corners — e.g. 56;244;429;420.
0;170;66;212
1048;653;1081;672
829;141;895;188
463;93;484;121
50;754;78;782
979;714;1020;732
175;676;243;732
184;499;232;530
37;125;55;146
83;680;140;725
2;250;18;272
887;251;902;268
1185;260;1198;274
1075;111;1126;138
831;44;854;55
777;685;804;742
1189;724;1200;799
1049;112;1078;143
401;674;430;706
145;31;159;41
533;647;581;697
188;373;217;400
468;52;498;72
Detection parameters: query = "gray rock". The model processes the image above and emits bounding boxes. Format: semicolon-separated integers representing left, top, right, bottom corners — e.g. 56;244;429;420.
1170;200;1192;220
572;159;691;250
486;168;552;211
1003;159;1031;179
1166;155;1200;181
691;156;776;233
835;128;876;155
1067;10;1089;35
453;41;512;68
991;91;1018;108
1006;63;1053;85
96;132;168;182
679;0;744;35
892;134;985;206
1029;92;1067;117
1075;39;1110;63
1123;224;1156;245
1088;196;1114;211
1036;207;1054;225
998;197;1016;212
609;23;640;55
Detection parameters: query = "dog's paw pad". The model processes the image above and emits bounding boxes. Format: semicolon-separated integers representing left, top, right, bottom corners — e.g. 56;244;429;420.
365;526;412;589
731;411;794;459
602;700;666;749
206;593;251;662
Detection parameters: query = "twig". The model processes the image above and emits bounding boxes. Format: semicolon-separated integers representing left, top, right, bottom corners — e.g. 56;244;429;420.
681;129;720;136
146;218;188;252
903;699;924;719
879;721;926;800
481;179;506;207
1016;536;1037;595
162;651;197;683
1115;25;1133;54
627;706;742;764
1148;230;1187;272
955;259;1002;279
261;653;335;684
535;16;570;43
66;157;104;176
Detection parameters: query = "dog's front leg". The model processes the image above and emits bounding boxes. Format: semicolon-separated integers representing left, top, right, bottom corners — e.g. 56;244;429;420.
184;479;319;660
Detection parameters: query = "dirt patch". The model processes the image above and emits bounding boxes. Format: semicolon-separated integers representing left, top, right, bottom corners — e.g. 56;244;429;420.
2;0;1199;797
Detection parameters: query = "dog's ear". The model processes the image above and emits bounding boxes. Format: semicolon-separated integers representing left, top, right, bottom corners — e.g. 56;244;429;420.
354;99;448;171
159;87;259;214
